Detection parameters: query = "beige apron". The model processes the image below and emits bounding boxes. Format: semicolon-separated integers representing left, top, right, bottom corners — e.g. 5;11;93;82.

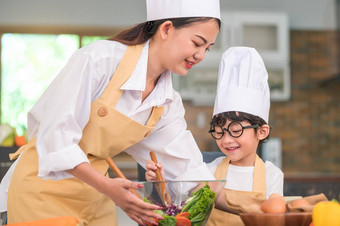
206;155;266;226
7;44;164;226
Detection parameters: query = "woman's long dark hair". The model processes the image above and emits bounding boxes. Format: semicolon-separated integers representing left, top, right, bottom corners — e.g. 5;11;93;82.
110;17;221;45
210;111;270;146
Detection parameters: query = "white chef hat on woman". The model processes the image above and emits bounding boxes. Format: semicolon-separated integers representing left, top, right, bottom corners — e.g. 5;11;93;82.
213;47;270;123
146;0;220;21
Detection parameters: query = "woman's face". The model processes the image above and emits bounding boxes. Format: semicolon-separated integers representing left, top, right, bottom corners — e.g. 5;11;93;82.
160;19;220;76
215;120;260;166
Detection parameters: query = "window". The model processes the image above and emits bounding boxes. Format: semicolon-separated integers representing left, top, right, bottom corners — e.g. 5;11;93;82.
172;11;291;106
0;32;109;134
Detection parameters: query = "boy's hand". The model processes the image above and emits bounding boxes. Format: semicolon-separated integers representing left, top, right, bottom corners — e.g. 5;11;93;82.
145;160;165;181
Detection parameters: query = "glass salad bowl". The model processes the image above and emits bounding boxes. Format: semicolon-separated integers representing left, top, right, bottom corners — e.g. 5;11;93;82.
136;180;226;226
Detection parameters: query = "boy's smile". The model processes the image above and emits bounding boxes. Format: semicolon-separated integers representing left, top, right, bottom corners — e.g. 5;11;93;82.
215;120;260;166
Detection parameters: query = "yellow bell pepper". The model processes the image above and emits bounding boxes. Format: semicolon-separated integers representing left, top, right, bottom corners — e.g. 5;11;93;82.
312;200;340;226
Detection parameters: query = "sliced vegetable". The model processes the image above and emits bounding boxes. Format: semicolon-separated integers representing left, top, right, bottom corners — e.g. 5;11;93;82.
176;212;190;218
164;203;183;216
144;197;165;217
143;184;216;225
175;216;191;226
158;214;176;226
181;184;216;226
145;218;159;226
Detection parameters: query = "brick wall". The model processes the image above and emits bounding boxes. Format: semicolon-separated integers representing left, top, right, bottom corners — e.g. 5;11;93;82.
184;30;340;173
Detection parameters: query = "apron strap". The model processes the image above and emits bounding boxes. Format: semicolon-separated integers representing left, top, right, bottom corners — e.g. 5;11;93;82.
100;44;145;107
214;155;266;193
214;157;229;180
145;106;164;127
9;138;36;160
253;155;266;193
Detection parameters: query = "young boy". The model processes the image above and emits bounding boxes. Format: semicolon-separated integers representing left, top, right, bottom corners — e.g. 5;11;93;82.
205;46;284;225
145;47;283;225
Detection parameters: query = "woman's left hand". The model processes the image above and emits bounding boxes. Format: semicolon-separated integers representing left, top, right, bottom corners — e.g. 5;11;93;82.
103;178;164;225
68;162;163;225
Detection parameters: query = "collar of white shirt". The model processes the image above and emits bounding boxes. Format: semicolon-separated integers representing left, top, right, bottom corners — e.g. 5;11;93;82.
120;41;175;109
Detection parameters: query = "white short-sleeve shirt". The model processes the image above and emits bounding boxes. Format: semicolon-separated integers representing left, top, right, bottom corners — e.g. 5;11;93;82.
207;156;284;199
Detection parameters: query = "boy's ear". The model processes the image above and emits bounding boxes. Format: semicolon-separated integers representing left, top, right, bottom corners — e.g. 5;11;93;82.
257;124;270;141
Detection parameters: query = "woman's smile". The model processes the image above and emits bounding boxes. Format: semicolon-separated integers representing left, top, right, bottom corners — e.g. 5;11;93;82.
185;59;195;69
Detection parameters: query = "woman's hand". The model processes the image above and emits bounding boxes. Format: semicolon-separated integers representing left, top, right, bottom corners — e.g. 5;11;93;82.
103;178;164;225
145;160;165;182
68;162;163;225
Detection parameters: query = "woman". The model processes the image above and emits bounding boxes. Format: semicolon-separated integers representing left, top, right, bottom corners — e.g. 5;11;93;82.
0;0;221;225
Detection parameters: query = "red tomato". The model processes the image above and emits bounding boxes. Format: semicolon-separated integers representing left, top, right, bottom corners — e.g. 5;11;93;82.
176;212;190;218
175;216;191;226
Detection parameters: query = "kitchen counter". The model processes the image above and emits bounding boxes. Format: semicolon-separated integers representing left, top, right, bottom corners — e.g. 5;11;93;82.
284;173;340;200
1;147;339;201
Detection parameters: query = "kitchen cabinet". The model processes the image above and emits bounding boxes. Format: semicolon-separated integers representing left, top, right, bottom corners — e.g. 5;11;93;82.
222;11;290;101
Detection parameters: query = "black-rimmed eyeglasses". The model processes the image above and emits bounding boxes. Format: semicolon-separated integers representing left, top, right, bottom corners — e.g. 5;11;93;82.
209;121;259;140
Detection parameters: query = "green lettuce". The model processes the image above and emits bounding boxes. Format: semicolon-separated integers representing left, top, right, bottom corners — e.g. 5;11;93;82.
158;214;176;226
181;184;216;226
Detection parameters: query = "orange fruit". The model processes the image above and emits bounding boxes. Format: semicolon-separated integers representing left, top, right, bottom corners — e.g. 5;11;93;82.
261;194;286;213
15;135;27;146
291;198;310;208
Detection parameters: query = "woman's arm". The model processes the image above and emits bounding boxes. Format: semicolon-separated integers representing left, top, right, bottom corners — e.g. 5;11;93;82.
30;41;125;180
67;162;163;225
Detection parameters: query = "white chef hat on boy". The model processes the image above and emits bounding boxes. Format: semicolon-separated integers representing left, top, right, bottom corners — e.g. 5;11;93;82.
146;0;220;21
213;47;270;123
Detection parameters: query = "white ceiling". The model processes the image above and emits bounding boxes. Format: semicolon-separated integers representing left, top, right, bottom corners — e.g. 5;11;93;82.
0;0;336;30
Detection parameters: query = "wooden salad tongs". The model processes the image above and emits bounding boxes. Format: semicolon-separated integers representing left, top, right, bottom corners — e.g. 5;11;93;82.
106;157;141;199
149;151;173;207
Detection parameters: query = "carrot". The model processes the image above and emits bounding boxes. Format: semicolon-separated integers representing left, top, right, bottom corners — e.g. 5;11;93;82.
175;216;191;226
5;216;78;226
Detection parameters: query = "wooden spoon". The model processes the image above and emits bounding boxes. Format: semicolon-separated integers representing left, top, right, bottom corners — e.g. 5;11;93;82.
106;157;141;199
149;151;172;207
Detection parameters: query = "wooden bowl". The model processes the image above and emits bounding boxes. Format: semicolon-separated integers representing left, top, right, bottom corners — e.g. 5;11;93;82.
240;212;312;226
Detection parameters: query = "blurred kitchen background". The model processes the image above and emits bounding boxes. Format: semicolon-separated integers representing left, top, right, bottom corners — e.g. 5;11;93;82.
0;0;339;201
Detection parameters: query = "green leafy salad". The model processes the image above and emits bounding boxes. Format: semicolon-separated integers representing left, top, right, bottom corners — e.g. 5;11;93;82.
144;184;216;226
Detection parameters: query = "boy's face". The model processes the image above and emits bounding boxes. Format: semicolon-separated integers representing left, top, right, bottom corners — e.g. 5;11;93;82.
215;119;261;166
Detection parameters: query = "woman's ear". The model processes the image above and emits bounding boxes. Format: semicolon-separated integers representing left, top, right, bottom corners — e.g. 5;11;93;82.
158;20;174;40
257;124;270;141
